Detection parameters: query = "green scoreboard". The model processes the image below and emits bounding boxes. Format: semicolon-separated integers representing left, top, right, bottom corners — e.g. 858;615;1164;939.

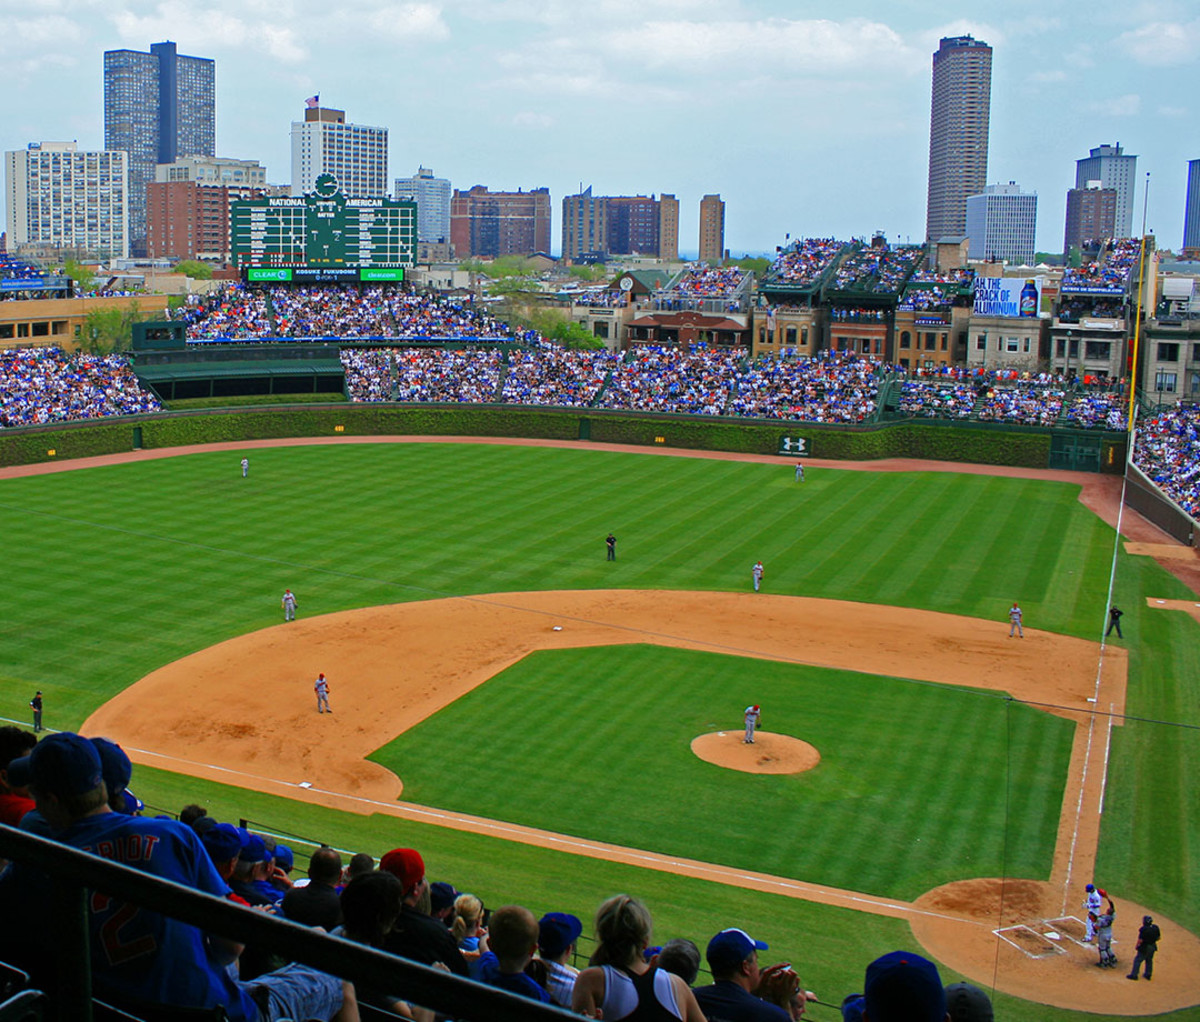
231;174;417;270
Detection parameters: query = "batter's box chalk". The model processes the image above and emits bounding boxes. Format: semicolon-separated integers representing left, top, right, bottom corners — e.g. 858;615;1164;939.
1045;916;1090;946
995;925;1066;959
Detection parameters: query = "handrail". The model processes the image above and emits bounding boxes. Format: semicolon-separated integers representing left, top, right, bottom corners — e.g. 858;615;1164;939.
0;824;575;1022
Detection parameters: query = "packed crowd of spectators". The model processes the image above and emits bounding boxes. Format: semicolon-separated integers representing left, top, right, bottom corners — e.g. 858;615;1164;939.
1064;393;1127;431
566;288;626;308
907;267;974;288
0;725;1003;1021
273;286;392;337
764;238;844;287
1134;406;1200;515
1062;238;1141;293
730;351;882;422
831;244;923;295
829;307;886;322
388;292;513;340
598;345;744;415
1057;297;1125;322
340;348;392;402
0;347;160;427
502;345;620;407
179;285;273;340
898;381;977;419
0;254;43;280
975;382;1066;426
670;265;748;299
393;348;503;402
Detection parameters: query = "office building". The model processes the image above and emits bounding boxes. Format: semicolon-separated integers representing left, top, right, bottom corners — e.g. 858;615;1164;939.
1075;144;1137;238
104;41;215;254
5;142;128;259
290;105;388;199
146;180;266;262
155;156;266;188
698;194;725;263
395;167;452;244
659;194;679;262
561;189;675;261
925;35;992;242
1183;159;1200;254
966;182;1037;266
1064;184;1117;256
450;186;551;258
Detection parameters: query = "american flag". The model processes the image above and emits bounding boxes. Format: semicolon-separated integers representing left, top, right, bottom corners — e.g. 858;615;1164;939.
305;95;319;109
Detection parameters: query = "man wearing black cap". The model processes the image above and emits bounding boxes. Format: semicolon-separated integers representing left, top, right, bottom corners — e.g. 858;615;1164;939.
1127;915;1161;980
693;928;795;1022
0;732;356;1022
863;950;950;1022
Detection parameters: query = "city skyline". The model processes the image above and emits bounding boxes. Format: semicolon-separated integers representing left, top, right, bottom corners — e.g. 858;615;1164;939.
1;1;1196;258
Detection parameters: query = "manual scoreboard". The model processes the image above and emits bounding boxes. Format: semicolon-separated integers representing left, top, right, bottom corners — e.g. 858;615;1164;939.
231;174;416;270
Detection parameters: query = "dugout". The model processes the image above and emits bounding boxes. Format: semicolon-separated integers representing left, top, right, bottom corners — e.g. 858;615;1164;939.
133;344;344;401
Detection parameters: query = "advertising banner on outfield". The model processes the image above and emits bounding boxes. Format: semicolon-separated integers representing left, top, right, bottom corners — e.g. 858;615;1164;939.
778;435;811;456
972;277;1043;318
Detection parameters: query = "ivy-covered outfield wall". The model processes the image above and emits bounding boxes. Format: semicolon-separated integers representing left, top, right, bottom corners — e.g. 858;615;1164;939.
0;404;1125;473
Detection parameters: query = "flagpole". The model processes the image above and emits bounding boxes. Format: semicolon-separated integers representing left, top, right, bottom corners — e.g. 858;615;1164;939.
1126;173;1150;430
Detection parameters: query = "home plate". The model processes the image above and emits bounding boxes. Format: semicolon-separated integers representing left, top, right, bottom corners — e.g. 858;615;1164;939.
1045;932;1060;940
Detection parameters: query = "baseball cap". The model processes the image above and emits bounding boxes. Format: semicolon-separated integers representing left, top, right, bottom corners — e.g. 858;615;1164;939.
1143;915;1153;925
430;881;459;913
380;847;425;894
90;738;141;814
202;822;244;864
7;732;103;797
841;994;866;1022
538;912;583;959
191;814;218;836
241;834;269;864
273;845;294;872
1085;883;1095;892
944;982;994;1022
706;928;769;973
864;951;945;1022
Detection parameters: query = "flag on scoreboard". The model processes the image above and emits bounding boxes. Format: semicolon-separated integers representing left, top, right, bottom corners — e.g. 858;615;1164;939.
305;95;320;109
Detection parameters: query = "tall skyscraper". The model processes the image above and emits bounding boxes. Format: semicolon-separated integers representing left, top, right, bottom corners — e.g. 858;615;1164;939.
1064;185;1117;256
659;194;679;261
1182;159;1200;253
104;41;215;254
1075;144;1137;238
290;105;388;200
395;167;452;244
925;35;992;243
562;189;671;260
966;182;1037;266
450;185;551;257
698;194;725;262
562;187;606;260
5;142;128;259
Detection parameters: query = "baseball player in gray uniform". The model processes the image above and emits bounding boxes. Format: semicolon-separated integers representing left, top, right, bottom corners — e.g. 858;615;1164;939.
241;457;249;478
282;589;298;622
752;561;764;592
314;673;331;713
1009;602;1023;638
744;705;760;743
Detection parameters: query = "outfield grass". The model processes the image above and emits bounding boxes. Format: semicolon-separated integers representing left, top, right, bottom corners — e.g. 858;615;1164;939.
0;441;1196;1021
372;644;1074;900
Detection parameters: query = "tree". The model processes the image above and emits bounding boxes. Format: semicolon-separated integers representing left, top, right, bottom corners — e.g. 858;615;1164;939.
728;256;769;276
83;301;145;355
172;260;214;280
62;259;96;294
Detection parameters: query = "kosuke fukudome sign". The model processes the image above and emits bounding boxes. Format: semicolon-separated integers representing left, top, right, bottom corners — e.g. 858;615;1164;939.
972;277;1042;318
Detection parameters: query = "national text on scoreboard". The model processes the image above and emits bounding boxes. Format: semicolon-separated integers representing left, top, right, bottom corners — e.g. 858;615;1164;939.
231;174;417;271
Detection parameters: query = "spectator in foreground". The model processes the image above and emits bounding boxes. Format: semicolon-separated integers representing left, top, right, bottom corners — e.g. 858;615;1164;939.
572;894;705;1021
863;950;948;1022
481;905;551;1002
944;982;993;1022
655;938;702;986
380;847;469;975
0;727;37;826
0;732;355;1021
693;928;797;1022
537;910;582;1008
281;846;344;930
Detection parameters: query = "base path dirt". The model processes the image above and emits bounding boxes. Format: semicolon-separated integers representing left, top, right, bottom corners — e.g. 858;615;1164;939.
13;436;1196;1014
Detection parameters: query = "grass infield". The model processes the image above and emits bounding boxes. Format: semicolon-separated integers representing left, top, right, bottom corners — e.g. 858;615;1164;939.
0;441;1196;1022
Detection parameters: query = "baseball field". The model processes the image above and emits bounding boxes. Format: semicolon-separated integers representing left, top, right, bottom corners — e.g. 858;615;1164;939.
2;437;1198;1021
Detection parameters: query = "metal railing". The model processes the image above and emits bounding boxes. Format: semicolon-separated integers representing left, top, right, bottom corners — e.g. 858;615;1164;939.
0;824;575;1022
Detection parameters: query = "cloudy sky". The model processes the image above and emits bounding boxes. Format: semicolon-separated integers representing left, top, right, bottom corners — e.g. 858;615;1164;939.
3;0;1197;257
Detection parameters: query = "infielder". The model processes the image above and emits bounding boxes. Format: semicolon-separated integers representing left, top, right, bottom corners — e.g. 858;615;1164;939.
282;588;298;622
1083;882;1102;941
744;704;761;744
241;456;249;478
752;561;764;592
1008;602;1023;638
314;673;331;713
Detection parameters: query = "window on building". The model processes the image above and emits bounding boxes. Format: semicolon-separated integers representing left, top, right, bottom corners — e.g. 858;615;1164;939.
1193;343;1200;363
785;327;796;345
940;334;948;351
1023;338;1031;353
1006;337;1019;352
1085;341;1111;360
976;334;987;350
1157;343;1180;362
1154;371;1177;393
900;331;911;349
800;328;808;346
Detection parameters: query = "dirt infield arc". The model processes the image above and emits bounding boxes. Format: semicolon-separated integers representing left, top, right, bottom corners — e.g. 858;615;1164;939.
80;589;1200;1014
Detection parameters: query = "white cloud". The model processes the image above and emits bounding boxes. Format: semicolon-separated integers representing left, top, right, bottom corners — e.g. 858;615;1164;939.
511;111;554;129
1156;104;1188;117
1118;19;1200;65
0;13;84;46
108;1;308;63
1083;93;1141;117
1028;69;1067;84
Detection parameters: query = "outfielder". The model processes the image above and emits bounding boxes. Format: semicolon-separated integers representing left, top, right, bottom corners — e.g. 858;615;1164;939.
795;461;805;482
1083;882;1103;941
282;589;298;622
752;561;764;592
314;673;331;713
744;704;760;744
241;456;249;478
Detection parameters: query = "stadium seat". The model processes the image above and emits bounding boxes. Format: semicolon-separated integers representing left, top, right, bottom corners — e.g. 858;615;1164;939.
0;989;45;1022
93;998;228;1022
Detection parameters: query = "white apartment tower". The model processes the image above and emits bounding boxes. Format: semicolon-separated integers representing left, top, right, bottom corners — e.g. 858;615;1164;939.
394;166;451;243
5;142;129;259
966;182;1037;266
1075;144;1137;238
290;105;387;199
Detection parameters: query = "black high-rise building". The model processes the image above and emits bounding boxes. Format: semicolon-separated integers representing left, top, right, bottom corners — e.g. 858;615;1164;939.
104;41;215;254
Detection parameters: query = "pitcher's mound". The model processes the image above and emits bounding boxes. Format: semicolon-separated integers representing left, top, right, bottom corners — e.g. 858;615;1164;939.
691;731;820;774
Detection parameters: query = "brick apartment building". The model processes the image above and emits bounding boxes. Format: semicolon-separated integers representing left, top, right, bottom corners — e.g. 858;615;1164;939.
450;185;551;258
146;180;264;262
